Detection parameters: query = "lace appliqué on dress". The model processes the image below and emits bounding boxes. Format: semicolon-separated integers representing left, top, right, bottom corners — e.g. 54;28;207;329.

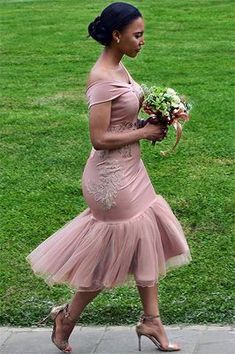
86;159;124;210
98;121;138;159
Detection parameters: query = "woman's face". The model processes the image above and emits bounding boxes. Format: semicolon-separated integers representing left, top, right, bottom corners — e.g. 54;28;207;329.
115;17;145;57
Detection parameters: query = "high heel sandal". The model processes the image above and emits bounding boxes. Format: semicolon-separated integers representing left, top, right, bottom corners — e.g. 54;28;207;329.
39;303;76;353
136;314;181;352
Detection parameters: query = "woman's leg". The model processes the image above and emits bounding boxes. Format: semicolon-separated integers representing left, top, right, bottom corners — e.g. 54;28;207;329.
136;284;180;350
137;284;160;316
55;289;102;344
68;289;102;320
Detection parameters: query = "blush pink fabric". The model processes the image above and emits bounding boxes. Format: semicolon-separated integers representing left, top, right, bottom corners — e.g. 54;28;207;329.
26;64;192;291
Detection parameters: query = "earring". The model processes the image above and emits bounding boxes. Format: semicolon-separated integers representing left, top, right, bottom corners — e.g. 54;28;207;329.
116;38;120;44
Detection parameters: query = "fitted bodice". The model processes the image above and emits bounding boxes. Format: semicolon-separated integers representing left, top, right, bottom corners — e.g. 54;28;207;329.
86;64;144;126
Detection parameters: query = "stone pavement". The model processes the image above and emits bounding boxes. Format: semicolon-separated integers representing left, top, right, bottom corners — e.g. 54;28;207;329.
0;325;234;354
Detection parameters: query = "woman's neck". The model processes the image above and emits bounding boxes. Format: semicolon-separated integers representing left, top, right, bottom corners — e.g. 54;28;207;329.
99;46;124;69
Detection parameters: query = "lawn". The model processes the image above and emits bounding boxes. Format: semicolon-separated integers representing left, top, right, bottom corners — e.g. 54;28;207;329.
0;0;234;327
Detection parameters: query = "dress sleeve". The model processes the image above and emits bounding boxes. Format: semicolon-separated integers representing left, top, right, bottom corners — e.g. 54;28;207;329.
86;81;130;109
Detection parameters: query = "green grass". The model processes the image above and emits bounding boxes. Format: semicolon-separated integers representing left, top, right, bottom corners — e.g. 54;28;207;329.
0;0;234;327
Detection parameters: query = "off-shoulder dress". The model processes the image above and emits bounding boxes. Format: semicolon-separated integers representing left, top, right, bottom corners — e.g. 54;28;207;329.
26;64;192;291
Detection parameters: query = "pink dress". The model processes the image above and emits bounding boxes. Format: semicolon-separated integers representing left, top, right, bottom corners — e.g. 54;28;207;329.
26;65;192;291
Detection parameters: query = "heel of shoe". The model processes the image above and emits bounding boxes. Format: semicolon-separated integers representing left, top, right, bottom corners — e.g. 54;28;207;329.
37;313;51;326
138;334;142;351
37;304;68;326
136;331;142;351
50;304;68;320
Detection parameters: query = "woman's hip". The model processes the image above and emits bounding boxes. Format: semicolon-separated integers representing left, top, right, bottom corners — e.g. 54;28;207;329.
81;158;156;222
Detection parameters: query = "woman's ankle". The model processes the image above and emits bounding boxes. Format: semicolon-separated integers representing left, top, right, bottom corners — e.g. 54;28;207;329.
63;304;78;324
142;313;160;320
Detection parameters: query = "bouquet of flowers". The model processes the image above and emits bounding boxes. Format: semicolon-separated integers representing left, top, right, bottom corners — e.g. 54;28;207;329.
139;85;192;155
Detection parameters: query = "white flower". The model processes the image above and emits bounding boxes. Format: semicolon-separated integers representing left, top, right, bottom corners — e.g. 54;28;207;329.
172;95;181;103
166;88;176;95
171;95;181;107
179;102;186;111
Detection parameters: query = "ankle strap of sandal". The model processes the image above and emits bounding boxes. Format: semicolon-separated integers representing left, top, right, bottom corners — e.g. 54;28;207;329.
63;304;77;324
140;313;160;321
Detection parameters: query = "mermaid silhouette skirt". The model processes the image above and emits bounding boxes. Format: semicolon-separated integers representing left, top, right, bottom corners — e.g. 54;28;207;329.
26;73;192;291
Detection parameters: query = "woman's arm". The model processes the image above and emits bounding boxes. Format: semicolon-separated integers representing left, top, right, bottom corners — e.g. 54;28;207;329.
89;101;167;150
89;101;146;150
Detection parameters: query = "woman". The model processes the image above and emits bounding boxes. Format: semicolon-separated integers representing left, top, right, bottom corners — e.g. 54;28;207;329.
26;2;192;353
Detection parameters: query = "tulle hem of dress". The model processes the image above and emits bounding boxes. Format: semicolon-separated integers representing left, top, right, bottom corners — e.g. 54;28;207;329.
26;251;192;292
26;195;192;292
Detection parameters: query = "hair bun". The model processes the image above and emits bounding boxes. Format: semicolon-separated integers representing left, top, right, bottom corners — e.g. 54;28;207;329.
89;15;102;32
88;15;111;46
94;15;101;25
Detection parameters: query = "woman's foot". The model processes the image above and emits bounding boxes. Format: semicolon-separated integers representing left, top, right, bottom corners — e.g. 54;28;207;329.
51;304;77;353
136;314;181;351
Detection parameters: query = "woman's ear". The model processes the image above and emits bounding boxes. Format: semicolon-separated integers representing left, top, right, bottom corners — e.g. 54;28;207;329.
112;30;121;43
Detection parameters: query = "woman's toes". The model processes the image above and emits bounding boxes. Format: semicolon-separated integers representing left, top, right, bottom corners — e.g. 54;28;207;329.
168;342;181;350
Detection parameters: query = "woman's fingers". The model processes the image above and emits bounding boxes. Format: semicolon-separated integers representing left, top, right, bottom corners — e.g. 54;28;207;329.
160;124;168;135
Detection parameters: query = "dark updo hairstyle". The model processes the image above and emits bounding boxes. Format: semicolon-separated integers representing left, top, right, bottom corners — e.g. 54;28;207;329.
88;2;142;46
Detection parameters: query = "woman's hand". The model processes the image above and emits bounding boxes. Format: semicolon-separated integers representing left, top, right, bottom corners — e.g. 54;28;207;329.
142;121;168;142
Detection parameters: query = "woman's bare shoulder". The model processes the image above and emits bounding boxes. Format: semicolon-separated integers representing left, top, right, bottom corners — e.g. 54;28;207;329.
86;66;111;88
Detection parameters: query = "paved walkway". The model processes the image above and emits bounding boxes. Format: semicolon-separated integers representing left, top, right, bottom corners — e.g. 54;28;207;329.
0;325;234;354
